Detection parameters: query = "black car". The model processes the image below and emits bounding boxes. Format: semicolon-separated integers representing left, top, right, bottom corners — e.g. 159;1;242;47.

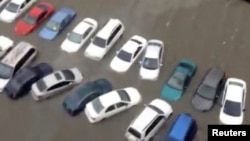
63;78;113;116
5;63;53;99
192;68;226;111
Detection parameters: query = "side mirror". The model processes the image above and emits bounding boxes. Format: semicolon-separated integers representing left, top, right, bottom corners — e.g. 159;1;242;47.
91;38;94;41
144;104;147;107
160;64;163;66
67;33;70;36
116;51;119;54
139;61;142;64
243;108;246;112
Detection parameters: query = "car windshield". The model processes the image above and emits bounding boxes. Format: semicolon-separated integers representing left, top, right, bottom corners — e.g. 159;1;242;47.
117;50;132;62
127;128;141;139
67;32;82;43
142;57;158;70
0;63;14;79
92;98;104;114
92;37;106;48
23;14;37;25
46;20;60;31
198;84;216;100
223;100;241;116
36;79;47;92
167;72;185;90
6;2;19;13
148;42;161;46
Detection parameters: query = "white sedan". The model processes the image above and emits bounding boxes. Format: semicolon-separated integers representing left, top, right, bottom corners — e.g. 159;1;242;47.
61;18;98;53
85;87;141;123
110;35;147;73
0;0;9;8
139;39;164;80
219;78;246;125
0;0;36;23
0;35;14;58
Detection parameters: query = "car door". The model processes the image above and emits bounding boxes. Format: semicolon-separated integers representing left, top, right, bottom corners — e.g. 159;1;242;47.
104;105;116;118
159;46;163;66
37;11;46;24
115;102;128;113
144;115;164;140
107;24;121;48
83;27;93;43
46;81;71;96
242;89;246;111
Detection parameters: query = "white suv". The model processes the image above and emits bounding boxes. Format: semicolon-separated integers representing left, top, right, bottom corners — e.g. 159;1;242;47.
219;78;246;125
84;18;125;61
125;99;173;141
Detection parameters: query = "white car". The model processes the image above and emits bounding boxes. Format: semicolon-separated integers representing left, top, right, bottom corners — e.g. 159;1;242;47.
0;0;9;8
85;87;141;123
125;99;173;141
61;18;98;53
0;0;36;23
0;35;14;58
84;18;125;61
219;78;246;125
110;35;147;73
139;39;164;80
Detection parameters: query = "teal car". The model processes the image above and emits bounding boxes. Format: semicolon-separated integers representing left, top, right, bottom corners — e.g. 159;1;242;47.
161;59;197;101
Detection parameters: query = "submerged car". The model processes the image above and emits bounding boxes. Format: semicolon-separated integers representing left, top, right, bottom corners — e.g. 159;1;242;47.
84;18;125;61
63;78;113;116
161;59;196;101
139;39;164;80
61;18;98;53
219;78;246;125
0;0;36;23
31;67;83;101
0;35;14;58
5;63;53;99
110;35;147;73
14;2;55;35
192;68;225;112
85;87;141;123
39;7;76;40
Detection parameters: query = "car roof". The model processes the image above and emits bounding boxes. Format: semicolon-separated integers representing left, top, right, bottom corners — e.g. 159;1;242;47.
225;84;244;102
2;42;34;66
29;6;44;17
99;91;121;107
51;11;67;22
168;113;194;141
72;21;91;35
11;0;25;5
203;68;224;87
145;45;161;58
42;71;66;87
121;40;140;54
130;106;159;132
97;19;122;39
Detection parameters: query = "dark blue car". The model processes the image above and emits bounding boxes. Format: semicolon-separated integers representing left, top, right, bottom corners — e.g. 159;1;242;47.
39;8;76;40
63;78;113;116
5;63;53;99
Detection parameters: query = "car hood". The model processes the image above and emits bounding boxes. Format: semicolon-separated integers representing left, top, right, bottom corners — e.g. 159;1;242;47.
192;94;213;111
139;67;159;80
61;39;81;53
15;21;34;35
85;103;99;118
39;27;58;40
64;97;79;110
0;10;16;22
0;78;9;92
84;44;106;59
161;84;182;101
110;57;131;73
219;110;243;125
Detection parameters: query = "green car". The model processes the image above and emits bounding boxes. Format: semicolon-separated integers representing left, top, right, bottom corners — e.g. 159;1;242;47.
161;59;197;101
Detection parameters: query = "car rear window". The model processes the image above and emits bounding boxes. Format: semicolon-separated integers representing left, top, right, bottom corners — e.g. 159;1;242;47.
223;100;241;116
118;90;130;102
128;127;141;139
62;70;75;80
229;82;243;87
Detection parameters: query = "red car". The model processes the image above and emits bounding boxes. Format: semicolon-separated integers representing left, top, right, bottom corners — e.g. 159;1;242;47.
14;2;54;35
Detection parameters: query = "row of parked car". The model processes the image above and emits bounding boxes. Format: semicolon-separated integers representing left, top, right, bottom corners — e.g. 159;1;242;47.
0;0;165;80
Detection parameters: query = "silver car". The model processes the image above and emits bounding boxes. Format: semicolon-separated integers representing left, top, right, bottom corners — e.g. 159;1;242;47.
31;67;83;101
